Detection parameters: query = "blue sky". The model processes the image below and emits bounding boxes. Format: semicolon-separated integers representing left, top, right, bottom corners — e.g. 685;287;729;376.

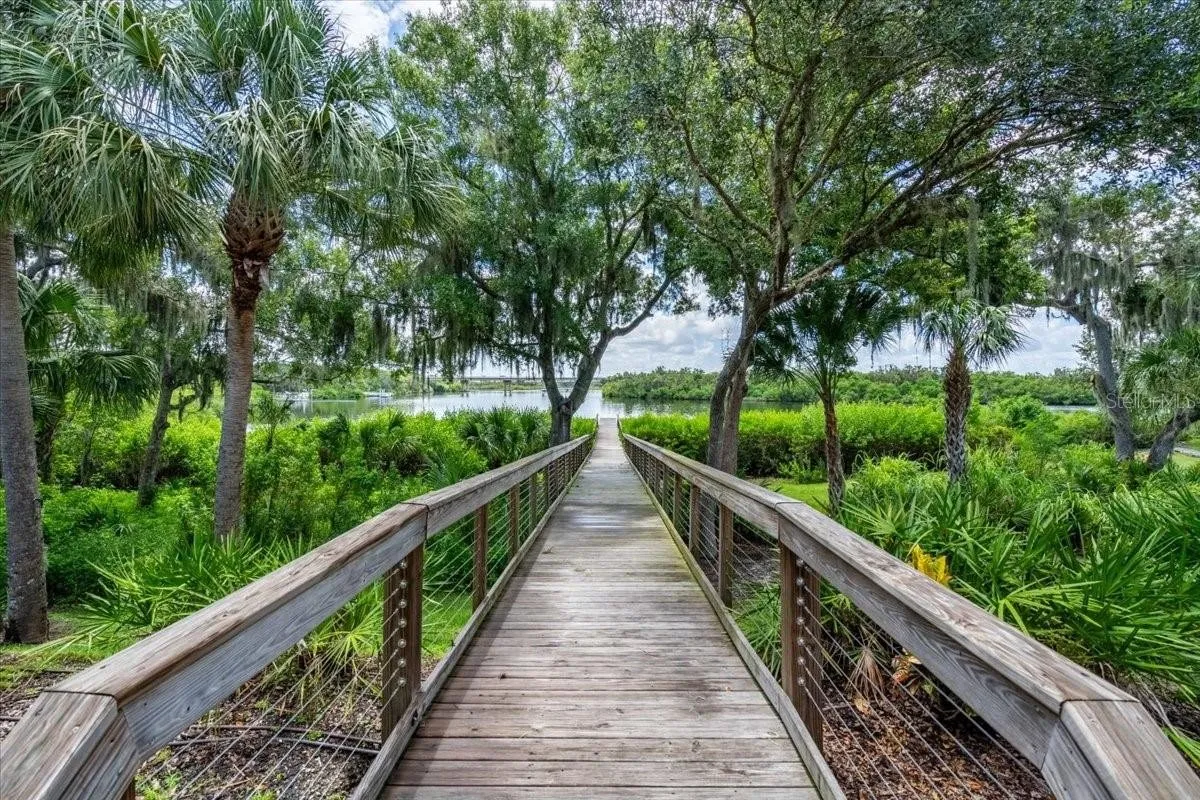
322;0;1088;377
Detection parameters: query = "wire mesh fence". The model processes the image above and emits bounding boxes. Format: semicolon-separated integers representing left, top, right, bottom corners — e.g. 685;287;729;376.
623;436;1053;800
797;565;1052;800
0;437;591;800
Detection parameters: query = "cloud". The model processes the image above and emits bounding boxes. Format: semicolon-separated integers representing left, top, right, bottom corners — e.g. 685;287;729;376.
321;0;426;48
599;308;1085;377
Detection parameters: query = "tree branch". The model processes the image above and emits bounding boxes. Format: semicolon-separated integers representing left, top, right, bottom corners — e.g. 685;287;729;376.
676;114;772;242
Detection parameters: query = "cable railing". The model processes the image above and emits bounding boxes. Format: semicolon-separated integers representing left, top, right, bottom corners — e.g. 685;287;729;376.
620;428;1200;800
0;433;593;800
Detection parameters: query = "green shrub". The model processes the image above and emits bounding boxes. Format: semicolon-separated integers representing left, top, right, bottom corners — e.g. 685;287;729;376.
53;409;220;490
603;366;1095;405
620;404;944;476
4;404;586;606
570;416;598;438
450;408;550;468
1053;410;1112;446
992;395;1050;428
841;454;1200;698
0;487;196;605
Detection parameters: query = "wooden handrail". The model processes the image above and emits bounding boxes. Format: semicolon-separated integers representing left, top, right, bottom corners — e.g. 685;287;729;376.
0;435;592;800
621;433;1200;800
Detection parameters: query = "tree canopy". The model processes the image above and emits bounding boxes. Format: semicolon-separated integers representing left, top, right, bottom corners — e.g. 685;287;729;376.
602;0;1200;470
395;0;690;441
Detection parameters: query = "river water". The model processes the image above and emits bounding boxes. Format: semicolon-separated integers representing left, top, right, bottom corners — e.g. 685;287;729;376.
287;388;709;420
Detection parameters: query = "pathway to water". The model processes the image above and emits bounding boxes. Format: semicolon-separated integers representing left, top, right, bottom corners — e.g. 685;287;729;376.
384;420;816;799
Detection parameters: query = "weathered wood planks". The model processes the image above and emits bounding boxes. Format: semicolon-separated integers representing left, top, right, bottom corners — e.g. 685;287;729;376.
623;432;1200;800
1;436;591;800
384;420;817;798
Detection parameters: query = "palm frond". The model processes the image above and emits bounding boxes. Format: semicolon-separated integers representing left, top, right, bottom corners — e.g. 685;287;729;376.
917;297;1028;368
68;350;159;408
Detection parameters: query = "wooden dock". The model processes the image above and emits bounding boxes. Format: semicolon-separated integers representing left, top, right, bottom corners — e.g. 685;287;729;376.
383;420;817;799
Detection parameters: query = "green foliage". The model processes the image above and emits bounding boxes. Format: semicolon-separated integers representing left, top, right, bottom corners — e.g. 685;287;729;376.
759;480;830;510
52;408;221;491
602;367;1096;406
734;583;783;677
3;405;579;605
840;451;1200;698
395;0;684;415
71;534;310;648
620;405;945;476
570;417;598;439
451;408;552;469
1166;726;1200;769
917;298;1029;370
59;526;480;676
0;487;205;605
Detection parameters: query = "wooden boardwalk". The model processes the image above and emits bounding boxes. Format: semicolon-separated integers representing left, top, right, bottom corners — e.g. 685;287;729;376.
384;419;817;799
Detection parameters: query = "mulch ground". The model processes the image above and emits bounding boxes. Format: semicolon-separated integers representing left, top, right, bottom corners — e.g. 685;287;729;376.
0;652;448;799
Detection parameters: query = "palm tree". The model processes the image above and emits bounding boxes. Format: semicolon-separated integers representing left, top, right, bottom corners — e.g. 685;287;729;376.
98;0;457;538
0;4;196;641
756;279;905;513
918;298;1027;483
1123;326;1200;470
20;276;159;483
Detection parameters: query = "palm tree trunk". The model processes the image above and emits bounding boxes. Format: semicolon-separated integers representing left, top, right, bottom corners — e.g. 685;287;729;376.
138;356;174;507
943;344;972;484
1146;406;1200;471
213;281;259;539
0;224;49;643
34;406;61;483
820;387;844;515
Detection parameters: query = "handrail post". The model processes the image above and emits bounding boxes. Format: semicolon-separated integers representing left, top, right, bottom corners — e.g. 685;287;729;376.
715;503;734;609
718;503;733;607
689;484;700;555
781;543;823;745
672;473;682;530
383;547;423;738
473;505;488;608
508;485;520;555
